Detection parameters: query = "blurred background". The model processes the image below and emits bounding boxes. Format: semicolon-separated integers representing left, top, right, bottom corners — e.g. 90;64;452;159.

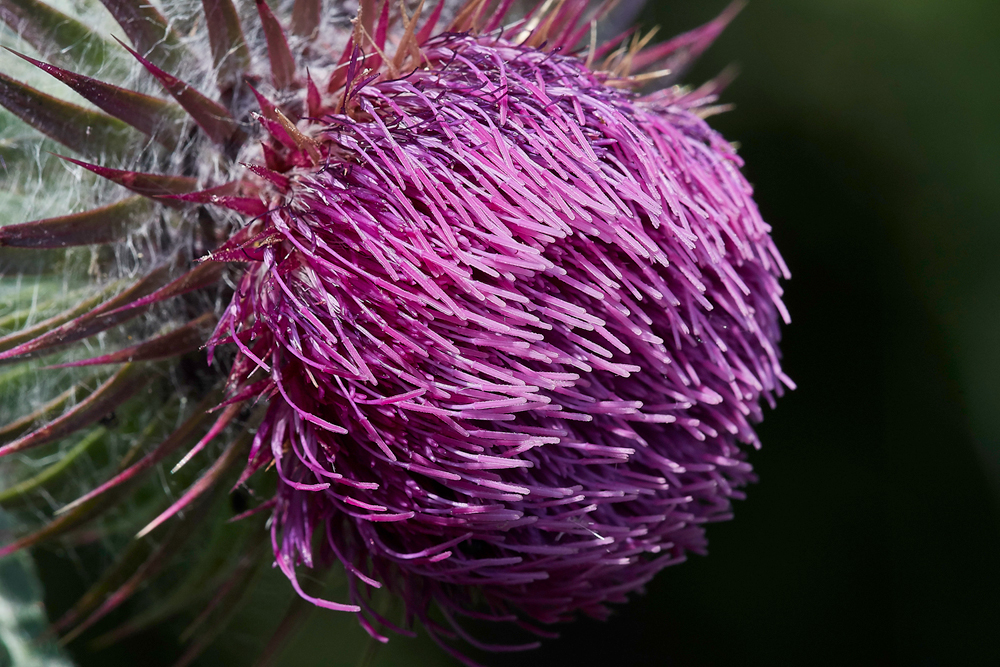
11;0;1000;665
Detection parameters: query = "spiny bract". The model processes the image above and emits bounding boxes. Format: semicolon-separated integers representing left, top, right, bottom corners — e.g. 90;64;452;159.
0;0;790;664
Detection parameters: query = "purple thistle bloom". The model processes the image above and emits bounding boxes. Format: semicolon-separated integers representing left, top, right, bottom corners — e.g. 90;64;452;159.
214;29;790;640
0;0;790;660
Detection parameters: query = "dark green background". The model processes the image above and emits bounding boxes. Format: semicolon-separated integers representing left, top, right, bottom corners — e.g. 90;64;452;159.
39;1;1000;666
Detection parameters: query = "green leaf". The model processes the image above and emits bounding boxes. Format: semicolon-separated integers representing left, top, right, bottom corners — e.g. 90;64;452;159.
0;511;76;667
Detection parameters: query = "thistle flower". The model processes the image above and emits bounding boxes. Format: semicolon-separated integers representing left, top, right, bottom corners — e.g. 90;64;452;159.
0;0;790;663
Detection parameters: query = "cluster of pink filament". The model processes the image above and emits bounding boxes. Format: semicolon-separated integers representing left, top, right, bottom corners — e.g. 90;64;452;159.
208;32;790;643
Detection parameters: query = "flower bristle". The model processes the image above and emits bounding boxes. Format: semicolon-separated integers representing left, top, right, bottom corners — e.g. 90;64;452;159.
0;0;789;664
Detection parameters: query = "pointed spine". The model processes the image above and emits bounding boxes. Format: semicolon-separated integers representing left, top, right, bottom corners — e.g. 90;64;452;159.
447;0;488;33
392;0;425;72
628;0;745;74
0;197;150;248
0;385;77;445
549;0;589;50
0;363;152;458
202;0;251;88
8;48;184;148
305;71;322;116
101;260;227;317
55;155;200;201
166;189;270;217
558;0;619;54
57;394;221;515
0;427;106;507
60;493;218;645
137;431;250;538
0;291;106;354
255;0;296;90
415;0;446;45
99;0;185;69
0;71;140;160
290;0;320;36
118;38;244;148
241;162;290;190
482;0;518;34
171;401;243;473
0;259;178;361
50;313;217;368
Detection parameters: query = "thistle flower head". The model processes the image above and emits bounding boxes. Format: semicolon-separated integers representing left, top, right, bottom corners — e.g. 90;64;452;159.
0;0;790;662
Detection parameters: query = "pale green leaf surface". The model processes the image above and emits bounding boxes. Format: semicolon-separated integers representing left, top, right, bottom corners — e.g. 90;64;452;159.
0;512;76;667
